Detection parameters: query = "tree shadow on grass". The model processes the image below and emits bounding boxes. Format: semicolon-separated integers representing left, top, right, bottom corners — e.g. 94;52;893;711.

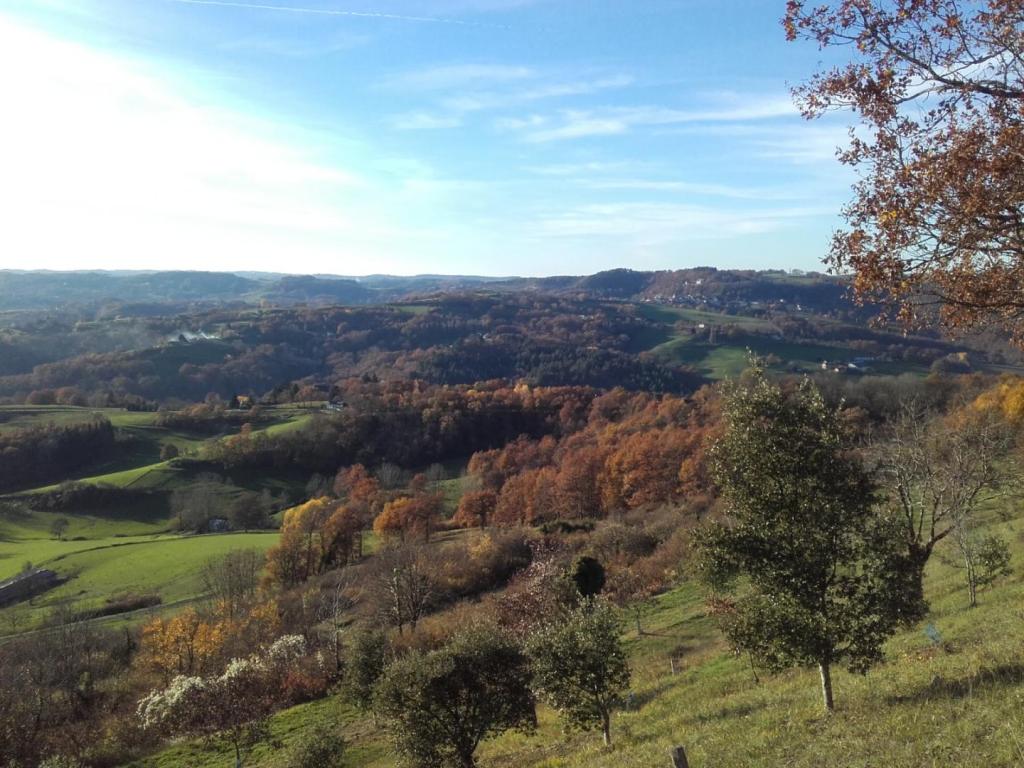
886;662;1024;704
683;700;767;725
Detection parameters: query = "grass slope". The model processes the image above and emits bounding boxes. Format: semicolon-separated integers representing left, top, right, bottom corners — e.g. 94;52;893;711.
131;513;1024;768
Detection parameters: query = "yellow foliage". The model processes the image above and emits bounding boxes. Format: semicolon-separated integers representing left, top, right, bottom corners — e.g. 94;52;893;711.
971;376;1024;424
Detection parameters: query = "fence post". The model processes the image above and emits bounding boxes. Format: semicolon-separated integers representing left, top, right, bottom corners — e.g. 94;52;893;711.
669;745;689;768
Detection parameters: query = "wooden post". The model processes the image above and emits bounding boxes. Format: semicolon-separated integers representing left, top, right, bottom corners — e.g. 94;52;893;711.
670;745;689;768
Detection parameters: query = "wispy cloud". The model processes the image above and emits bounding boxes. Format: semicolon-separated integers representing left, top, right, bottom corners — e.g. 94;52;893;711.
384;64;535;91
442;74;633;112
217;31;371;57
536;201;833;241
384;66;633;130
525;161;642;176
164;0;507;27
513;95;797;142
573;179;802;200
391;111;464;130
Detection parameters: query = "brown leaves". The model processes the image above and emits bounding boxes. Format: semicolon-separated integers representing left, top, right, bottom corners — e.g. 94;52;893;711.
787;0;1024;340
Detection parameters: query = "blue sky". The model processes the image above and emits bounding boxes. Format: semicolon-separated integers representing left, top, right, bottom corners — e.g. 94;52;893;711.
0;0;855;276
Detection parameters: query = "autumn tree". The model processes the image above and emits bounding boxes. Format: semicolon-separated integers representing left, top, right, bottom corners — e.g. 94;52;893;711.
373;495;442;543
786;1;1024;337
321;504;363;568
526;600;630;747
265;498;335;587
452;490;497;529
374;627;536;768
695;367;909;712
137;608;218;683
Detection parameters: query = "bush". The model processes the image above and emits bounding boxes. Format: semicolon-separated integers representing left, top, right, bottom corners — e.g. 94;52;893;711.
285;724;346;768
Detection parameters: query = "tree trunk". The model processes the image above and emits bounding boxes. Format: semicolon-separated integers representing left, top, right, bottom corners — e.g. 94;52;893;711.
964;550;978;608
602;709;611;746
818;661;834;712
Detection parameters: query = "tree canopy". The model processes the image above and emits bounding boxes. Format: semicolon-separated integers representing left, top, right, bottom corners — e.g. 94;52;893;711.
373;626;535;768
787;0;1024;338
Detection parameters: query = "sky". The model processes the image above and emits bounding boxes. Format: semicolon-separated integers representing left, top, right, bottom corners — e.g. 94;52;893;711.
0;0;858;277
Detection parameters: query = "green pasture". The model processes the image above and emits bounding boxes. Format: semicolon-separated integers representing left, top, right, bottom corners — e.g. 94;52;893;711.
636;303;772;330
0;530;279;631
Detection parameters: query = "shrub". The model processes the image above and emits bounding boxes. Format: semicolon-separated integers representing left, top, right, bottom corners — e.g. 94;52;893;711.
285;724;346;768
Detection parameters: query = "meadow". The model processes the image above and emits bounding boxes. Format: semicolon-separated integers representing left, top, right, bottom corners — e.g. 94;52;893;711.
0;404;314;632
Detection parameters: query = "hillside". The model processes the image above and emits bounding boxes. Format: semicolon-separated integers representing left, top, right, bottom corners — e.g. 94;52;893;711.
129;501;1024;768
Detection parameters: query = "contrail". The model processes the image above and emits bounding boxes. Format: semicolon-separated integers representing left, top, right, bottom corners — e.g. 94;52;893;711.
165;0;505;27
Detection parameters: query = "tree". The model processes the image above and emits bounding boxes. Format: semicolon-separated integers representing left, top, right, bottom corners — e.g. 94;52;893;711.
373;495;441;543
877;405;1012;614
201;550;263;618
170;480;222;533
607;568;657;635
372;548;435;634
452;490;497;529
49;517;69;541
226;491;271;532
694;368;909;712
570;555;606;598
786;1;1024;337
342;629;389;711
138;635;306;768
264;498;335;587
374;627;536;768
947;529;1013;607
526;599;630;746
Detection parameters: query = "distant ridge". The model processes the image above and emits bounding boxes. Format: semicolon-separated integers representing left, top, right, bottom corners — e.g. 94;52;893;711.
0;267;844;312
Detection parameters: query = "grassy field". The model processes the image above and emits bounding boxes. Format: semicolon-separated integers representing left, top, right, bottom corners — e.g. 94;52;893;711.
634;304;931;380
0;526;279;632
0;404;316;631
126;507;1024;768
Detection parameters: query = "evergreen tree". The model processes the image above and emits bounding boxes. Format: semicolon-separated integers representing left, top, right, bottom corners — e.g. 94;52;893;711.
695;366;909;711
